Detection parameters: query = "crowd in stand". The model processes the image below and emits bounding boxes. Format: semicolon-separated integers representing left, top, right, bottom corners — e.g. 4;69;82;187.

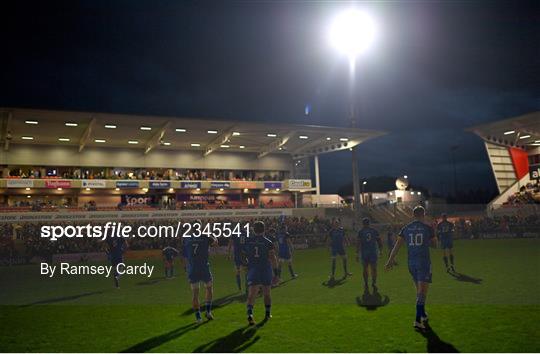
3;166;286;182
469;214;540;234
2;212;539;265
1;199;293;212
0;216;332;264
504;181;540;205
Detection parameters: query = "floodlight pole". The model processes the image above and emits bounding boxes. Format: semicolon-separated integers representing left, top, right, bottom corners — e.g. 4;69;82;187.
349;58;361;217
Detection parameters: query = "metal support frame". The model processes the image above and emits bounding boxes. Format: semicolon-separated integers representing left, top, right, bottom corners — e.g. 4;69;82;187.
257;130;295;159
79;117;96;152
145;121;171;154
314;154;321;206
203;126;235;157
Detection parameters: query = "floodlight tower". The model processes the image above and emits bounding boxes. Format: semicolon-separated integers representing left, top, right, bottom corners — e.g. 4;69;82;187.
328;9;376;215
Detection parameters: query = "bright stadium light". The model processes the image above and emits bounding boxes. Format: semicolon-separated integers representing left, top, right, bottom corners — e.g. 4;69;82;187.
328;9;376;59
327;9;377;215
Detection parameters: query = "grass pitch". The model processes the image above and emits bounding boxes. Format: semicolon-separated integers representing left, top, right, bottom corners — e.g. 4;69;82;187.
1;238;539;352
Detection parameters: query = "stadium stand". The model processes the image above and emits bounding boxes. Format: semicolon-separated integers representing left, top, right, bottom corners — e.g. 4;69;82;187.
468;111;540;213
0;107;385;212
503;181;540;205
0;216;333;264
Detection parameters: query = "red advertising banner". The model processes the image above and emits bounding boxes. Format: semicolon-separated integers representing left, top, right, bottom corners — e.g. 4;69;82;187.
509;147;529;180
235;181;258;189
45;180;72;188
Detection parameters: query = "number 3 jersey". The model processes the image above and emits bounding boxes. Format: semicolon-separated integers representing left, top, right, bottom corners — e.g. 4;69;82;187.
398;221;434;266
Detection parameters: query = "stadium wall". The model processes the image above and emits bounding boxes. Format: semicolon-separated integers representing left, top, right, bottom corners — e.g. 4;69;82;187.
0;145;293;171
0;207;327;223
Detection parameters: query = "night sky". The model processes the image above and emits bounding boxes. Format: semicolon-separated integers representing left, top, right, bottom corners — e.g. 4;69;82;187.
2;0;539;195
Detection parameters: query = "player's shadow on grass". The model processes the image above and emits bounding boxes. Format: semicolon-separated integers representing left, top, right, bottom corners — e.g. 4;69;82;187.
121;322;206;352
450;271;482;284
19;290;105;307
274;277;294;287
322;276;347;288
356;289;390;310
193;320;268;352
180;293;246;317
136;276;167;286
417;324;459;353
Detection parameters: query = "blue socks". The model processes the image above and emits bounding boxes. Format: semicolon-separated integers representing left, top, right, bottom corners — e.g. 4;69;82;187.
195;309;202;321
247;302;271;317
331;259;336;276
205;301;212;314
416;293;426;322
